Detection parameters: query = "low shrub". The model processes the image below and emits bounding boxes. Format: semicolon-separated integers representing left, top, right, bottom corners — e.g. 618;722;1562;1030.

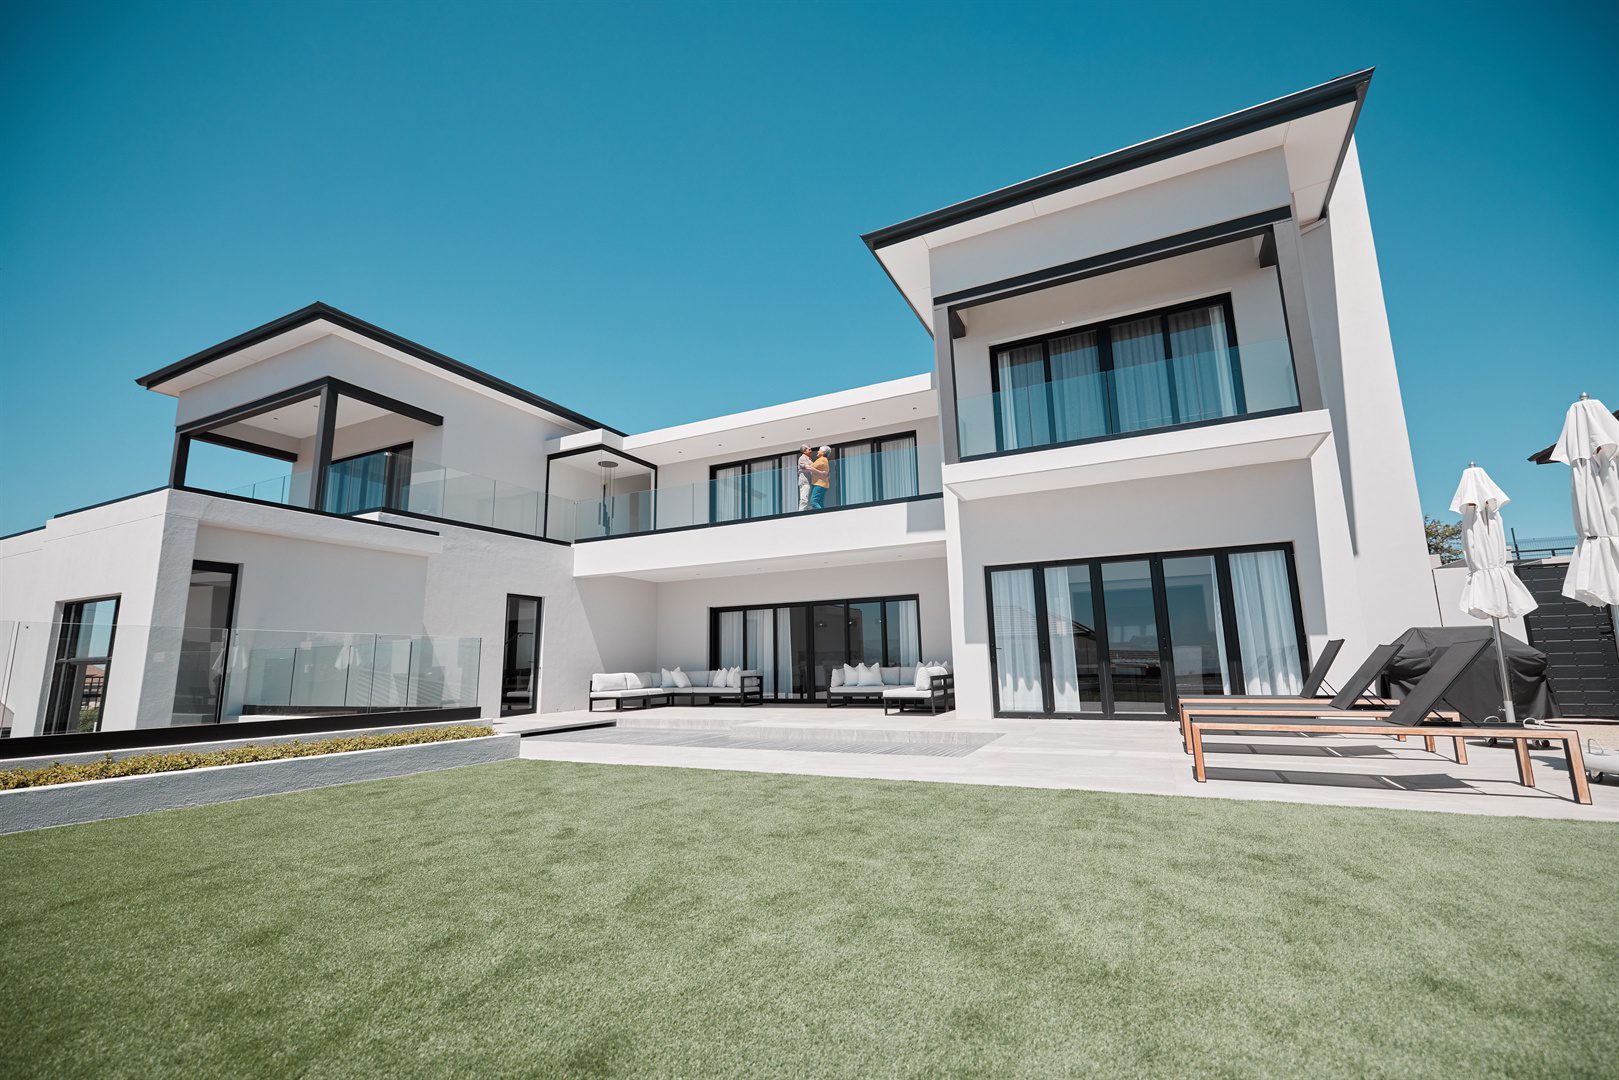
0;725;496;791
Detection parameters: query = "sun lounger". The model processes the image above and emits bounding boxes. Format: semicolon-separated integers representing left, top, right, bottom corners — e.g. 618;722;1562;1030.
1182;638;1591;804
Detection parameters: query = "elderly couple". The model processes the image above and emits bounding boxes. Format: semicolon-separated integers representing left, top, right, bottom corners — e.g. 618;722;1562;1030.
796;445;831;511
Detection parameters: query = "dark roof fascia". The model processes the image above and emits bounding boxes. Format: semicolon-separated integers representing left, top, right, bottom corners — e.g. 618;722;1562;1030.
135;301;624;436
861;69;1374;252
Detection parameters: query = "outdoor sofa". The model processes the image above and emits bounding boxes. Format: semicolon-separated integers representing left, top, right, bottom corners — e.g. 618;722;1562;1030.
1179;638;1592;804
588;668;763;711
824;661;954;713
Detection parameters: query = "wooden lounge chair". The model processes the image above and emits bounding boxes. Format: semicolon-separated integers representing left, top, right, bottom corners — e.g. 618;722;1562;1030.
1178;642;1408;751
1182;638;1592;804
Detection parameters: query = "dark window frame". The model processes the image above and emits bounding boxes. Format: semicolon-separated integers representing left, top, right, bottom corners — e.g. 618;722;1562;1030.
43;595;122;736
325;442;414;515
708;430;920;521
174;561;240;725
500;594;543;717
984;542;1307;720
708;593;923;701
986;294;1251;454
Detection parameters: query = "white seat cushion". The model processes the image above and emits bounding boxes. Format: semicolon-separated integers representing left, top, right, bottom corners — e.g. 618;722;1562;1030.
830;683;882;695
881;666;901;686
882;687;932;699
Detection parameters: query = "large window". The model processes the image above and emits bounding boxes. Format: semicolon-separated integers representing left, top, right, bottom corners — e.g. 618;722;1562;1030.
710;432;920;523
325;443;412;515
172;562;238;725
984;295;1298;456
987;544;1305;718
711;595;921;701
44;597;120;735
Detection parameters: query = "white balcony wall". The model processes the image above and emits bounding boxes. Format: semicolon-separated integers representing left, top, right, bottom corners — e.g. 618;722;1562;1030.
171;333;579;497
950;239;1292;404
928;149;1293;300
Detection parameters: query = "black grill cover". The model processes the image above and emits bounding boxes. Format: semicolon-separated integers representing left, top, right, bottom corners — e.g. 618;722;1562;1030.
1384;627;1555;723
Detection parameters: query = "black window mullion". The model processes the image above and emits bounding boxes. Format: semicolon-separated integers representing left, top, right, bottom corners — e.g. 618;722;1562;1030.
1042;341;1058;449
1090;561;1115;717
1159;318;1181;426
1149;556;1176;718
1222;297;1248;416
1214;554;1246;695
1031;567;1054;715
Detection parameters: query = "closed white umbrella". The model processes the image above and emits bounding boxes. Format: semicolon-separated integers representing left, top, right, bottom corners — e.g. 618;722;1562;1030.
1450;464;1538;723
1548;394;1619;608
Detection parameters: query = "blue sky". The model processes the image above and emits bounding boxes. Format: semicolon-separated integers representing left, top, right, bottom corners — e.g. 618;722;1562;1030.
2;0;1615;540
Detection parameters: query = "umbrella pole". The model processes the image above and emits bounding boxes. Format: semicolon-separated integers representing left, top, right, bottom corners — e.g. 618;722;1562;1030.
1492;618;1517;725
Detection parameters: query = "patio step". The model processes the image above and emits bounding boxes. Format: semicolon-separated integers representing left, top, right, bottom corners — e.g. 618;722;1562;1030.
737;723;995;747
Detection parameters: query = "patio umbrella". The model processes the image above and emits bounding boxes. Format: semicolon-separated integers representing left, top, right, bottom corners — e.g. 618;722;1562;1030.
1547;394;1619;608
1449;464;1538;724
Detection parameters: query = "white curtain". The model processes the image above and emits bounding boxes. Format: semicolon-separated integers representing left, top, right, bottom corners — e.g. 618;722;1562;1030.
717;610;745;670
775;608;797;697
886;599;920;665
991;570;1044;712
878;435;918;500
837;444;875;506
1043;565;1087;711
1048;331;1109;442
1167;306;1237;423
744;608;774;693
1229;550;1302;694
995;344;1051;450
712;466;744;523
1111;316;1174;432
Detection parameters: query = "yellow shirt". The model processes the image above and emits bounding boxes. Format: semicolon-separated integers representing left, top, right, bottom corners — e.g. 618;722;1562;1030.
811;454;830;487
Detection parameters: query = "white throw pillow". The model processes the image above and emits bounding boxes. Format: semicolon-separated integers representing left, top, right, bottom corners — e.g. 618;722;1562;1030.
831;667;845;687
842;663;859;685
727;667;741;688
858;663;884;687
711;669;727;688
624;672;643;690
672;667;692;688
913;666;932;690
660;667;676;688
592;672;627;693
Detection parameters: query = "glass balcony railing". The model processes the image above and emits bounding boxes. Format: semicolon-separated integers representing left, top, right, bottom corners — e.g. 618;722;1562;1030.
0;619;481;739
567;442;944;540
321;448;576;540
957;337;1300;458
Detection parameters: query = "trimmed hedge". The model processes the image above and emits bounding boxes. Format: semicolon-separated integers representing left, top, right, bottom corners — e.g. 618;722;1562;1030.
0;725;496;791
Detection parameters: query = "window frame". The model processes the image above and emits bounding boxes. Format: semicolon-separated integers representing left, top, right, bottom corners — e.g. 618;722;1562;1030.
707;429;920;521
43;595;122;735
983;542;1307;720
499;594;543;717
980;293;1295;458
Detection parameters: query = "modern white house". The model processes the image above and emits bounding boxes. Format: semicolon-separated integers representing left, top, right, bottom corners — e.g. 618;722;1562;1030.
0;69;1442;739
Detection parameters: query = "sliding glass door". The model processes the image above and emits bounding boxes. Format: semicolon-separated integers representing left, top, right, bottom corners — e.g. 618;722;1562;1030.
712;596;922;701
987;545;1305;718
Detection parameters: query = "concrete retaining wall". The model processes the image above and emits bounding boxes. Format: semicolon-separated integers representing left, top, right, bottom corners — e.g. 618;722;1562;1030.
0;733;518;834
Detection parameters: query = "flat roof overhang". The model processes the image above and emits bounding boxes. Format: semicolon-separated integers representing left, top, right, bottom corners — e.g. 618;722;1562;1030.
862;69;1373;329
136;301;622;435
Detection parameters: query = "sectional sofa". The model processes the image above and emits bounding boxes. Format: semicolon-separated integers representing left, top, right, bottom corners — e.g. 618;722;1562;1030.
588;668;763;711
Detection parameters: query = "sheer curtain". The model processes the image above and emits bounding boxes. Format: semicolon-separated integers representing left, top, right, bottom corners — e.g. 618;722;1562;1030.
878;435;918;500
744;608;774;693
885;599;919;666
1048;331;1109;442
1110;316;1174;432
994;344;1051;451
712;465;744;523
717;610;745;670
1167;305;1236;423
990;569;1044;712
1229;549;1302;694
837;444;875;506
1043;565;1082;712
775;608;797;698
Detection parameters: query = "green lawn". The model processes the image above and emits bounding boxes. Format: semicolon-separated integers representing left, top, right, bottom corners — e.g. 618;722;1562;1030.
2;760;1616;1078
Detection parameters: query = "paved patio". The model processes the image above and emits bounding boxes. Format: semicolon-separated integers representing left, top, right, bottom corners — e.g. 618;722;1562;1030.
498;706;1619;821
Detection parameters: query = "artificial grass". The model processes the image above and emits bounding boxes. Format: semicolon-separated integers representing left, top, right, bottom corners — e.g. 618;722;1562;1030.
1;760;1615;1078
